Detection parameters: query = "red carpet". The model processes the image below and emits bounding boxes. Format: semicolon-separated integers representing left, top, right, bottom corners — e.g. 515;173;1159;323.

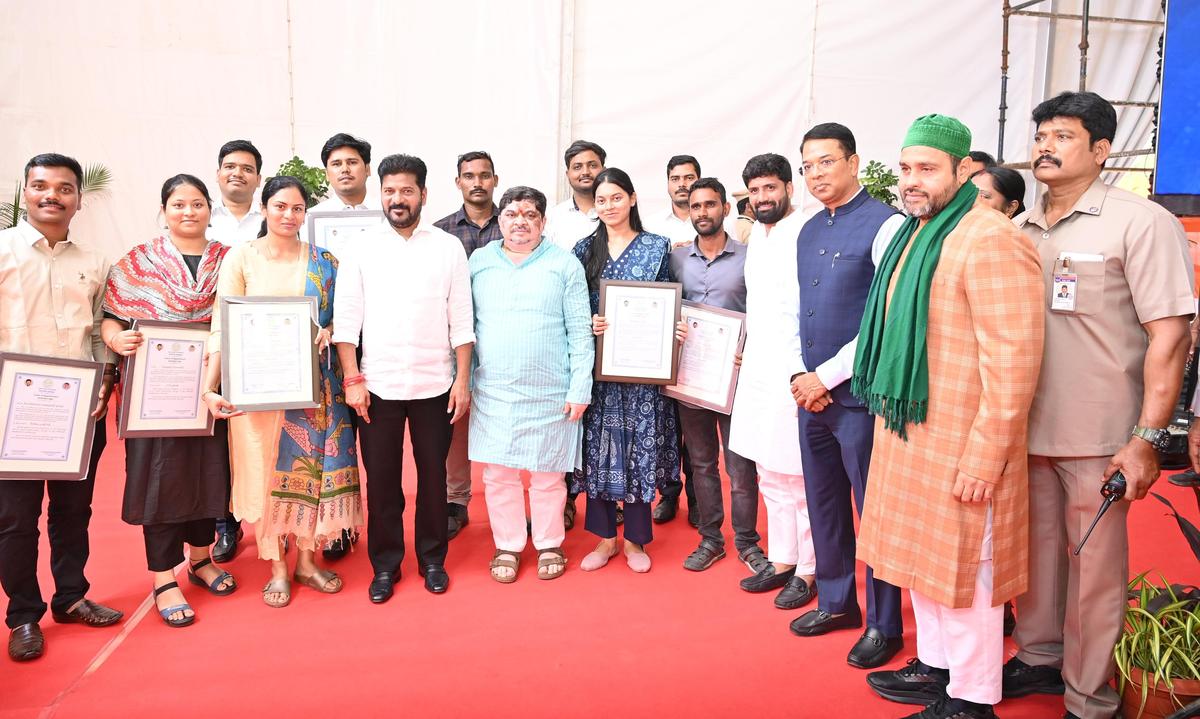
1;415;1195;718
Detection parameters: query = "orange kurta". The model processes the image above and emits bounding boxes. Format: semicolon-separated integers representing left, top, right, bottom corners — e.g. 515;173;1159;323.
856;206;1044;609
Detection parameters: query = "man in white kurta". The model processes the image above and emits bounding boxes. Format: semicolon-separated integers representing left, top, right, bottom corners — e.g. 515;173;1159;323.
729;153;818;605
468;186;594;582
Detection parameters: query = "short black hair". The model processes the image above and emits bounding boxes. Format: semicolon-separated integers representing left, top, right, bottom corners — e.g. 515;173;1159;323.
1031;91;1117;145
737;197;750;214
968;150;996;167
801;123;857;156
456;151;495;175
497;186;547;217
667;155;701;176
564;140;606;168
377;154;428;189
975;166;1027;215
742;153;792;186
320;133;371;166
688;177;726;204
217;140;263;173
24;153;83;189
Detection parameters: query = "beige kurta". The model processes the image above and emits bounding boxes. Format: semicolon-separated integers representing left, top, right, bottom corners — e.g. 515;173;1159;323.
856;206;1045;609
210;241;309;559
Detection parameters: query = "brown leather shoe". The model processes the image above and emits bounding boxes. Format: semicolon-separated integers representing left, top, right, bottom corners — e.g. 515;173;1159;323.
8;623;44;661
51;598;123;627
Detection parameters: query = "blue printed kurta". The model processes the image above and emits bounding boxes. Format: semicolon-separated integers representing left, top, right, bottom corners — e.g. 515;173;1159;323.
468;240;594;472
571;232;681;504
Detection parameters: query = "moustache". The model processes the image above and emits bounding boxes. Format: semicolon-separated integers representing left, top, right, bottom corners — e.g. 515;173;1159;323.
1035;155;1062;168
39;201;65;209
387;203;411;213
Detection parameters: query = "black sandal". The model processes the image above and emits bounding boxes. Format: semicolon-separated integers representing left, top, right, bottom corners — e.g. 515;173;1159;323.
154;582;194;628
187;557;237;596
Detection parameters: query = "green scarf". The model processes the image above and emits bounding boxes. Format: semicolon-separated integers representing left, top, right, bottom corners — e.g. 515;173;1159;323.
850;181;978;438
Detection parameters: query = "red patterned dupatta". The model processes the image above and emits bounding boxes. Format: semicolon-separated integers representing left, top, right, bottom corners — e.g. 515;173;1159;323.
102;236;228;322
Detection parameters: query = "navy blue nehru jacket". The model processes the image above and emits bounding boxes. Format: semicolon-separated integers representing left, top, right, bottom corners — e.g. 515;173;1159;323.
796;190;899;407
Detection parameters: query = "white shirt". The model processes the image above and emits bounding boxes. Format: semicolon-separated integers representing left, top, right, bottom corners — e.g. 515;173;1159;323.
727;207;813;474
331;222;475;401
209;196;263;247
544;198;598;251
810;199;906;391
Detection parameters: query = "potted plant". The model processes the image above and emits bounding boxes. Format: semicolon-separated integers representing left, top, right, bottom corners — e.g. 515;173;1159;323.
1116;491;1200;718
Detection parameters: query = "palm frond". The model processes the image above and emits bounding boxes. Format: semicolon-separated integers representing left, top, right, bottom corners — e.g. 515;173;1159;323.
80;163;113;197
0;182;23;230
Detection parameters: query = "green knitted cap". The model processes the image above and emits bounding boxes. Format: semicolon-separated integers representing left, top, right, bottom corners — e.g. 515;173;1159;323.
902;114;972;158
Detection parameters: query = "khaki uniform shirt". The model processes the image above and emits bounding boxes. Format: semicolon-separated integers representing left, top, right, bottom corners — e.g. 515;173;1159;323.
0;220;113;363
1017;179;1193;457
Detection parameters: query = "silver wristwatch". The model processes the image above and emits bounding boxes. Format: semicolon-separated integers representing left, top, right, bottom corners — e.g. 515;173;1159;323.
1131;425;1171;452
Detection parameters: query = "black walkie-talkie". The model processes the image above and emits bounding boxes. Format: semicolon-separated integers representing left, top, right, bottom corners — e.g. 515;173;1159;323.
1073;471;1127;556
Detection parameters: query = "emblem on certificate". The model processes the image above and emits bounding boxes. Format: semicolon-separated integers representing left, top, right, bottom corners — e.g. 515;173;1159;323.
0;353;103;480
594;280;683;385
662;301;746;413
118;320;215;438
307;210;386;258
220;296;320;411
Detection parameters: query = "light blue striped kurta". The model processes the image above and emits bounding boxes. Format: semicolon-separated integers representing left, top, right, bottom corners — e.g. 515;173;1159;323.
467;239;594;472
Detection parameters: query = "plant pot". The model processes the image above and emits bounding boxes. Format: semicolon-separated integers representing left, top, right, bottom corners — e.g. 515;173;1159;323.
1122;667;1200;719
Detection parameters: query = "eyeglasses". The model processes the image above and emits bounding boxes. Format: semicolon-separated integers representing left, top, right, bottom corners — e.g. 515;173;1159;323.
799;156;850;176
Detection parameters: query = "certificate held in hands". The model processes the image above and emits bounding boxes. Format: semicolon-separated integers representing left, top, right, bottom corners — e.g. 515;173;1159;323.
220;296;320;412
595;279;683;385
0;353;102;480
662;301;746;414
118;320;215;438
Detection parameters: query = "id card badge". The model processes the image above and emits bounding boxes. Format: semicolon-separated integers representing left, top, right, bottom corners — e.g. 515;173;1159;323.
1051;273;1077;311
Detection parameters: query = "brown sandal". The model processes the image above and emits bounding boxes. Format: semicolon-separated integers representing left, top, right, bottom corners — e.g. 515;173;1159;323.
537;547;567;580
292;568;343;594
489;550;520;583
262;578;291;608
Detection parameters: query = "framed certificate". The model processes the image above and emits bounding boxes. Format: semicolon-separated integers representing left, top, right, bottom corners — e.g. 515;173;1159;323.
220;296;320;411
662;302;747;413
307;210;385;258
118;320;214;438
595;280;683;385
0;353;102;480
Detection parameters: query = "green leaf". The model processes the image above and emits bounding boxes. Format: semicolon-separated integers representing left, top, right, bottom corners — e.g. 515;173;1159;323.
80;163;112;197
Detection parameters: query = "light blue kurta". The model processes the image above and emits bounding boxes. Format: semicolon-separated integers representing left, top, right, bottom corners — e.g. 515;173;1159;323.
468;239;594;472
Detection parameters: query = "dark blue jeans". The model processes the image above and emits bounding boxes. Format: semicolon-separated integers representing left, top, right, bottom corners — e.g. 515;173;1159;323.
676;404;759;552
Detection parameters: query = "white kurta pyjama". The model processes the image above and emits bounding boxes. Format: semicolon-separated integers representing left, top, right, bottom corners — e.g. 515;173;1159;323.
467;240;594;472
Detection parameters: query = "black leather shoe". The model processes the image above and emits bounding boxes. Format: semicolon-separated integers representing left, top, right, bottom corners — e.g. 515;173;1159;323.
1064;713;1081;719
51;598;123;627
739;565;795;593
368;571;396;604
8;623;44;662
682;542;726;571
687;505;700;528
564;496;577;530
418;564;449;594
774;576;817;609
212;527;244;564
1002;656;1065;698
900;696;995;719
847;626;904;669
447;503;469;541
789;607;863;636
323;529;357;561
867;657;949;705
652;498;677;523
738;545;770;574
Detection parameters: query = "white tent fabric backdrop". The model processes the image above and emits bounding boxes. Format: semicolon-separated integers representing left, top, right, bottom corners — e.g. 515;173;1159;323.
0;0;1163;260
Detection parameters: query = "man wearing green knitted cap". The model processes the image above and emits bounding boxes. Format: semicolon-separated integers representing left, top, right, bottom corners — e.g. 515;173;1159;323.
851;114;1045;719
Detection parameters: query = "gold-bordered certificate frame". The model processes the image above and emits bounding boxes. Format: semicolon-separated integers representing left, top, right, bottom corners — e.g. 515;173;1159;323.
595;280;683;385
0;353;102;480
118;320;215;438
220;296;319;412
